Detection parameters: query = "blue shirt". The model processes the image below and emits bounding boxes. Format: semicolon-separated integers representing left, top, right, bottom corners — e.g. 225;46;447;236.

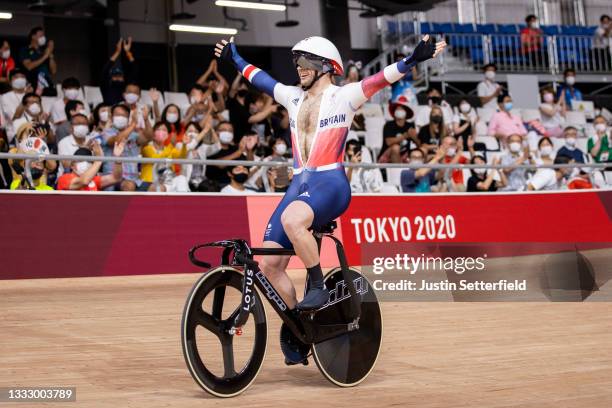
98;127;141;182
556;146;585;163
401;169;436;192
556;85;583;107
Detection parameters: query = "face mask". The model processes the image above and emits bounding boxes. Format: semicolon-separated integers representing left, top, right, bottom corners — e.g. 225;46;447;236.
37;36;47;47
595;123;607;133
430;115;443;124
166;113;179;124
64;89;79;101
186;131;198;140
219;131;234;144
566;76;576;86
236;89;248;98
509;142;522;153
75;161;91;176
190;95;201;105
460;103;471;114
30;167;43;180
429;96;442;105
474;168;487;176
543;93;554;103
73;124;89;138
394;108;407;120
540;145;553;156
233;173;248;183
275;143;287;155
154;130;168;143
2;50;10;59
411;159;423;165
504;102;513;111
484;70;495;80
12;77;26;90
98;110;109;122
113;116;128;130
566;137;577;147
194;113;204;122
28;103;41;116
446;147;456;156
530;22;539;29
77;109;87;117
124;93;139;104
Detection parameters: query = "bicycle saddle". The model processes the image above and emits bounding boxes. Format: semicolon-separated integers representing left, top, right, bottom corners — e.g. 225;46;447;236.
310;220;337;234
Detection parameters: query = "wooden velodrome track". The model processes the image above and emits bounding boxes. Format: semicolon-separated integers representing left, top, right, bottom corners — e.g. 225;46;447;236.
2;270;612;408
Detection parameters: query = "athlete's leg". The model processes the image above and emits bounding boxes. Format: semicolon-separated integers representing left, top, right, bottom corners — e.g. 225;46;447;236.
280;201;318;268
259;241;296;308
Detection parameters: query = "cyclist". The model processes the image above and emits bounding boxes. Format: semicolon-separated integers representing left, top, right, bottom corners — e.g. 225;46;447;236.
215;35;446;311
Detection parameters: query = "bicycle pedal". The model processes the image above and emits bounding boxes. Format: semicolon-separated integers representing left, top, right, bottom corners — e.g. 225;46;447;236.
284;357;308;366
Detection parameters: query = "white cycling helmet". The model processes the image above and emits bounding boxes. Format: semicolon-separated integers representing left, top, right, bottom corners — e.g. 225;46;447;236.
291;36;344;76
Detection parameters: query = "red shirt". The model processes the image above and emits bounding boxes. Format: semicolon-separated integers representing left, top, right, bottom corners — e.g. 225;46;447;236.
520;27;543;53
57;173;102;191
444;155;468;184
0;57;15;79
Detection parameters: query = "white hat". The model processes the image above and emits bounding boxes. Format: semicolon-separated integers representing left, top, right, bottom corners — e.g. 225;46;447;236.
291;36;344;76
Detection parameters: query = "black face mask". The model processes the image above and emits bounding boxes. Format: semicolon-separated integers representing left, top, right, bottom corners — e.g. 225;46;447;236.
30;167;44;180
429;96;442;105
430;115;443;124
237;89;248;98
233;173;248;183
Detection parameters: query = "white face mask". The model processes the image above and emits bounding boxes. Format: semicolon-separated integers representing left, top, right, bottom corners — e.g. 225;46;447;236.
186;131;198;140
190;95;200;105
28;103;41;116
166;113;179;124
77;109;87;117
474;168;487;176
566;76;576;86
73;124;89;138
543;93;554;103
446;147;456;156
2;50;10;59
98;110;109;123
12;77;26;90
64;89;79;100
113;115;128;130
275;143;287;155
540;145;553;157
484;70;495;80
37;36;47;47
394;108;407;120
595;123;607;133
509;142;522;153
460;103;471;114
565;137;577;147
75;161;91;176
124;93;139;104
219;131;234;144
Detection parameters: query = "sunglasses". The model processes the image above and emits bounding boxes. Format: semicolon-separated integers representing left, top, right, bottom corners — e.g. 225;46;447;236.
292;53;325;72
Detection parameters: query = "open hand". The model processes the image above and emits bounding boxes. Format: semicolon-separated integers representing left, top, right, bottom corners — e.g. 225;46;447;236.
214;36;235;62
409;35;446;63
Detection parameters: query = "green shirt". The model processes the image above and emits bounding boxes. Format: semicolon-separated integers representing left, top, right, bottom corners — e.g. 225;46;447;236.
587;134;612;163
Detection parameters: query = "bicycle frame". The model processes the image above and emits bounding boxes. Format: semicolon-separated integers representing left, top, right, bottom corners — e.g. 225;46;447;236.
188;233;363;345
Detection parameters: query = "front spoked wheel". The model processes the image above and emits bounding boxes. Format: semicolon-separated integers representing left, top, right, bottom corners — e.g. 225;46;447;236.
312;267;383;387
181;267;268;397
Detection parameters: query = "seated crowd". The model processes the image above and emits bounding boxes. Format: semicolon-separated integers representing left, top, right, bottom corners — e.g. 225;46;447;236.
0;28;610;194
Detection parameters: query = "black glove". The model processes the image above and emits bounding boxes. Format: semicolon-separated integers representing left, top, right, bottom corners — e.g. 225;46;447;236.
409;37;437;63
219;41;235;65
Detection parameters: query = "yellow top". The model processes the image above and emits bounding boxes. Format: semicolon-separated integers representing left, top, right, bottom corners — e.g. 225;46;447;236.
140;142;187;183
10;179;54;190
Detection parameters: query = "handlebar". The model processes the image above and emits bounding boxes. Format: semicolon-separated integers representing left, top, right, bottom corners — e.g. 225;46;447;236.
188;244;212;269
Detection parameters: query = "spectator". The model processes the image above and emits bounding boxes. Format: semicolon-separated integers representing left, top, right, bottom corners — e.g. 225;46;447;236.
452;99;478;147
439;135;471;191
90;102;111;140
99;103;150;191
477;63;502;109
57;113;91;175
417;105;447;155
184;84;213;128
184;121;220;190
101;38;137;105
467;155;507;192
161;103;185;144
556;68;583;108
567;167;594;189
227;75;251;140
240;128;264;190
415;87;453;129
10;136;53;190
487;93;527;147
55;99;86;143
520;14;545;68
19;26;56;96
593;15;611;71
499;133;530;191
122;82;149;128
1;68;29;143
390;52;419;105
341;61;361;86
206;121;246;187
270;105;291;149
221;165;256;194
345;140;383;193
248;92;277;150
57;141;125;191
535;136;555;166
12;93;53;146
50;77;90;126
588;115;611;164
141;122;189;192
0;39;16;94
378;95;416;163
557;126;587;163
196;59;228;113
401;147;445;193
538;87;565;138
527;154;572;191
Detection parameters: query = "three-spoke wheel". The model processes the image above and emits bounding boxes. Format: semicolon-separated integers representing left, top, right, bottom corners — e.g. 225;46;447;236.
181;267;268;397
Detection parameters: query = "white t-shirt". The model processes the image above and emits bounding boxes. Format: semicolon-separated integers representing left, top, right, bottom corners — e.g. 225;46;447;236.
50;98;91;124
415;102;453;129
539;103;563;129
477;80;500;110
1;90;26;142
57;134;88;176
529;168;558;191
220;184;257;194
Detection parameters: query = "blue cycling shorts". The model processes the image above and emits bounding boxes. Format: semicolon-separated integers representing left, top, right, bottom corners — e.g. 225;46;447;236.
263;167;351;249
